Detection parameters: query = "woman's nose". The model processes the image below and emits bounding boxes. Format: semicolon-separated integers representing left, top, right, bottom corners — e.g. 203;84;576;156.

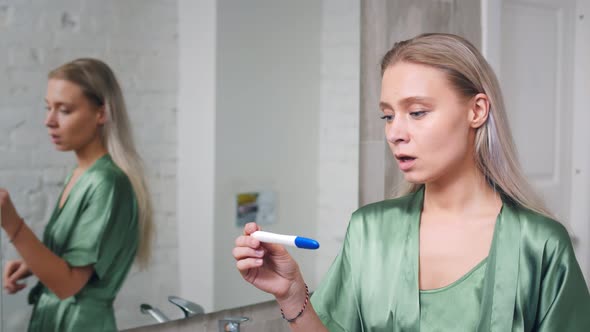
386;118;409;145
45;110;57;128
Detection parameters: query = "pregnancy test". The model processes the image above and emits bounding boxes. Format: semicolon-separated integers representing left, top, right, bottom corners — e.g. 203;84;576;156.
251;231;320;250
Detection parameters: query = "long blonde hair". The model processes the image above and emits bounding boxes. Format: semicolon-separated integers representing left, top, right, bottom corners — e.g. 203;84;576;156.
49;58;154;268
381;33;554;219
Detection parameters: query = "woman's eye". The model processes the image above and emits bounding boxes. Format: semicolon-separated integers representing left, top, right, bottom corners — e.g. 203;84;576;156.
59;109;71;114
410;110;428;118
380;115;394;122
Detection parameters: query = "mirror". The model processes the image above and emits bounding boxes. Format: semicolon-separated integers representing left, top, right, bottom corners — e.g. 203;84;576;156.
1;0;360;330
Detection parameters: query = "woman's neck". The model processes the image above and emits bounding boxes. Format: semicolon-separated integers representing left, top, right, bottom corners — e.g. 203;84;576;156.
74;137;108;170
423;165;501;218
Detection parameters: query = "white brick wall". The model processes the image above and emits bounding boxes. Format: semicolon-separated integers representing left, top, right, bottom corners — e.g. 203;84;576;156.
315;0;361;283
0;1;179;330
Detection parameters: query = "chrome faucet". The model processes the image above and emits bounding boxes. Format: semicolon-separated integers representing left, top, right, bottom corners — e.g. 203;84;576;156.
168;295;205;318
218;316;249;332
140;303;170;323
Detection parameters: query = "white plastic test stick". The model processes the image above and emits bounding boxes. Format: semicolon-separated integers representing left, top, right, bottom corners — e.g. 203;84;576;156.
251;231;320;250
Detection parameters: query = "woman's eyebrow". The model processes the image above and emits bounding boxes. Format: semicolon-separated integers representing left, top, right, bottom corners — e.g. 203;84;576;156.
398;96;434;108
379;101;393;111
45;100;73;107
380;96;434;112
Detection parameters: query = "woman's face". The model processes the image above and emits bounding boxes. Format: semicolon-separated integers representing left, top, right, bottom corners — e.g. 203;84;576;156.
45;79;105;152
380;62;485;184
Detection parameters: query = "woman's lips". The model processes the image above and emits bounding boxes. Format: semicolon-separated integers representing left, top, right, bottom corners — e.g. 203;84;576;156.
49;134;61;144
396;155;416;172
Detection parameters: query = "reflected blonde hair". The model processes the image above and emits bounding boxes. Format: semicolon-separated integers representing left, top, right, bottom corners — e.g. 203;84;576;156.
381;33;553;219
49;58;154;268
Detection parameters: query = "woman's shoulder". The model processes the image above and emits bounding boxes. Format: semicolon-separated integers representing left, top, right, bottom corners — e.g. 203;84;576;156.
352;192;418;218
85;155;132;191
342;193;419;250
510;204;573;250
347;192;420;235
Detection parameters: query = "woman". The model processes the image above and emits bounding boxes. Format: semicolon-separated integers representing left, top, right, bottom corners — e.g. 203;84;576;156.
232;33;590;331
0;58;154;331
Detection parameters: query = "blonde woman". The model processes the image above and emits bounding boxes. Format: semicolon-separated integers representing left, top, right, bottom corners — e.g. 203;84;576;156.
0;58;153;332
233;33;590;331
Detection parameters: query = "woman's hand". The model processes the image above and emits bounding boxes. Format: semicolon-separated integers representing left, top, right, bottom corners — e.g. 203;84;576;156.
233;223;306;301
0;188;23;231
234;223;328;330
3;259;31;294
1;188;94;300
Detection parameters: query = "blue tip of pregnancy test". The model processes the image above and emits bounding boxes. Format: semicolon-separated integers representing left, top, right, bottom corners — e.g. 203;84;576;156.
294;236;320;250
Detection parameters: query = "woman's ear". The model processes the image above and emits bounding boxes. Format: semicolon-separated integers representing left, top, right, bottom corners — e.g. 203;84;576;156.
469;93;490;129
96;105;107;126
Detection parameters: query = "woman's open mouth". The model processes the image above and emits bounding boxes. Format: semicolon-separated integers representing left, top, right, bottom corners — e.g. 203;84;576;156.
50;134;61;144
395;154;416;171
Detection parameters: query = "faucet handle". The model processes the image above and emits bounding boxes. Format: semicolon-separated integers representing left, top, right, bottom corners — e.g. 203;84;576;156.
218;316;249;332
168;295;205;317
140;303;170;323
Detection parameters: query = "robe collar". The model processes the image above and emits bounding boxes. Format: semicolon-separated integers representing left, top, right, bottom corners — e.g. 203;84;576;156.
394;188;521;331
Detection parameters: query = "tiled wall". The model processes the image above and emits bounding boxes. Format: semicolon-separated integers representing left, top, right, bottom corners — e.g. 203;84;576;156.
360;0;482;205
0;0;179;330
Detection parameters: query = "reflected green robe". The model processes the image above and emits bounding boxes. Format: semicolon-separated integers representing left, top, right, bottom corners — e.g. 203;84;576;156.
311;189;590;331
28;155;139;332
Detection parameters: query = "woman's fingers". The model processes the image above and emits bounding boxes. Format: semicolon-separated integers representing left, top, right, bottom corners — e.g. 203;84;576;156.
3;279;13;292
8;283;26;294
3;261;28;294
232;246;265;261
236;257;264;273
3;260;31;294
2;266;9;284
7;267;24;284
16;262;29;277
234;234;261;249
5;282;26;294
243;222;260;235
4;284;15;293
3;261;19;292
3;275;17;292
3;261;18;283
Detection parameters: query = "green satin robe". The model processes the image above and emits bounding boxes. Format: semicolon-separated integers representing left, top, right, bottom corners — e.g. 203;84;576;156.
27;154;139;332
420;258;487;330
311;188;590;331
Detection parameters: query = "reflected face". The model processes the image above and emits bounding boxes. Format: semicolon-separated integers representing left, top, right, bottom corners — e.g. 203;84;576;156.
45;79;105;152
380;62;474;184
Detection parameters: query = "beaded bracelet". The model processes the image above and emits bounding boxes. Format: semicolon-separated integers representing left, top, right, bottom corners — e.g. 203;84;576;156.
280;283;309;323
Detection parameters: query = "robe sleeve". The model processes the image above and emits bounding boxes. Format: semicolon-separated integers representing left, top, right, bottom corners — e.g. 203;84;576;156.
535;226;590;331
310;213;362;332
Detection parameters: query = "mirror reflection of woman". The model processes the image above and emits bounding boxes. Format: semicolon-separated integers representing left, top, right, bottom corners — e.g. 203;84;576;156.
0;58;154;332
233;33;590;331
